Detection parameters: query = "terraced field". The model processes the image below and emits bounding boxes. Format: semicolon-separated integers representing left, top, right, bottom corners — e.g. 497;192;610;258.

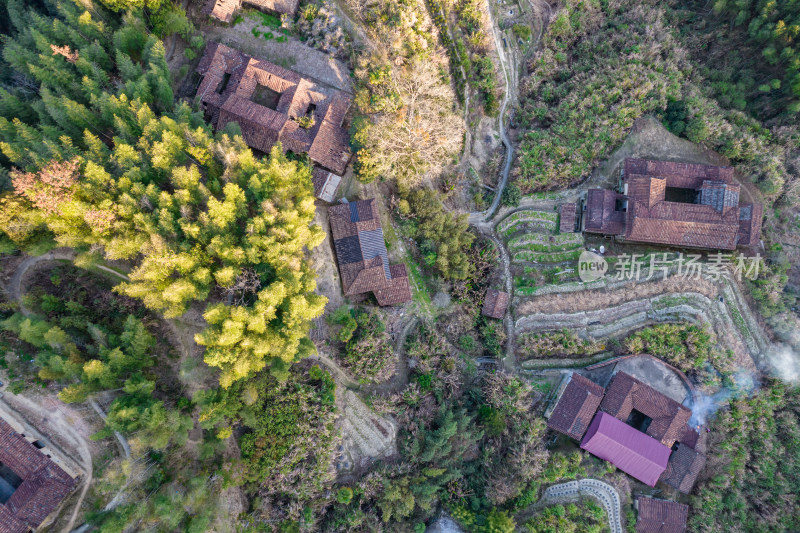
513;271;768;372
498;209;585;266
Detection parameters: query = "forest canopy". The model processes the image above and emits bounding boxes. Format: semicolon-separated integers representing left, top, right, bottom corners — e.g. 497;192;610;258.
0;0;326;387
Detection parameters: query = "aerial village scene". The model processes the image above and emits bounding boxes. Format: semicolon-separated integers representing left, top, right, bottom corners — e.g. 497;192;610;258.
0;0;798;532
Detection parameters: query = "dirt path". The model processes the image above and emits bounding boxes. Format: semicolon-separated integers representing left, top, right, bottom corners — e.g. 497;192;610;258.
8;248;77;314
468;3;515;226
165;0;190;62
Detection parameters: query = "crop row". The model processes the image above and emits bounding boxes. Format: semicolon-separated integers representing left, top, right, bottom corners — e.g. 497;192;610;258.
512;249;582;264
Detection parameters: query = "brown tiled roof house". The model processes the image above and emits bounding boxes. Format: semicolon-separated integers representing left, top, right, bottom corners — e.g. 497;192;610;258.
547;373;605;440
202;0;299;23
559;203;577;233
585;158;762;250
481;289;509;319
600;371;692;448
328;199;411;306
661;443;706;494
544;368;706;492
195;43;350;199
636;496;689;533
0;419;77;533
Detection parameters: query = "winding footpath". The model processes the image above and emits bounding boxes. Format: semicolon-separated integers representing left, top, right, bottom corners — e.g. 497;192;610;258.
468;5;515;226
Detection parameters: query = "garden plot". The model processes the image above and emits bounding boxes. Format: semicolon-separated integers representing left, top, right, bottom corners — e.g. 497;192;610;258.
497;209;558;237
336;390;397;474
498;208;585;266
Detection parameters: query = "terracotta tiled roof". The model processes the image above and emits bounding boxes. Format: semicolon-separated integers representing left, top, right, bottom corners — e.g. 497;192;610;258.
203;0;298;23
678;425;699;449
202;0;241;23
737;202;763;248
623;171;742;250
547;373;605;440
587;158;762;249
661;443;705;493
625;158;734;184
600;372;691;448
311;167;341;203
0;418;77;533
376;264;413;305
481;289;509;319
585;189;625;235
580;412;671;486
559;203;577;233
328;199;411;306
636;496;688;533
196;43;352;176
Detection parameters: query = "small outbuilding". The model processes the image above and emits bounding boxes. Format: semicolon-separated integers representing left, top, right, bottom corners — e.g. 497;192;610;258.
559;203;577;233
203;0;299;24
311;167;342;203
635;496;688;533
661;443;706;494
481;289;509;319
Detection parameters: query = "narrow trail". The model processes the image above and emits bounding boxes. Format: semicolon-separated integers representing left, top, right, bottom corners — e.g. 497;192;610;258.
88;399;131;460
165;0;190;62
468;5;515;226
488;234;516;370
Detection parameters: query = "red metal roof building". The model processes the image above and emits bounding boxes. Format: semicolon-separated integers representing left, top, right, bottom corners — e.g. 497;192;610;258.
202;0;299;23
195;43;351;182
547;373;605;440
600;371;692;448
328;199;411;306
581;412;672;486
636;496;689;533
0;419;77;533
481;289;509;319
585;158;762;250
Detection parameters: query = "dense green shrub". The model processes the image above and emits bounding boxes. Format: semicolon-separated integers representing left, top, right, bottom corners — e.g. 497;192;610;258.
401;188;475;280
524;501;609;533
689;382;800;532
515;0;796;201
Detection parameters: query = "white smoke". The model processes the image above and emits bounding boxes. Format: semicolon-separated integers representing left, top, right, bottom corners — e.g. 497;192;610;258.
688;345;800;427
689;370;757;427
764;344;800;383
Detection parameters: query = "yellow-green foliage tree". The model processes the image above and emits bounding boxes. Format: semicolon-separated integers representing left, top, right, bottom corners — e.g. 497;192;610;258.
0;0;326;386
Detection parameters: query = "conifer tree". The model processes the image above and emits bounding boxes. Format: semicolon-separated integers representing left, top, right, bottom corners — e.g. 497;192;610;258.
0;1;327;385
